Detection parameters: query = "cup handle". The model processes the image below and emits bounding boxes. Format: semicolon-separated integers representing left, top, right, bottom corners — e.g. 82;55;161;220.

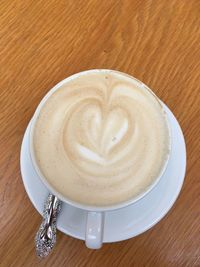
85;211;104;249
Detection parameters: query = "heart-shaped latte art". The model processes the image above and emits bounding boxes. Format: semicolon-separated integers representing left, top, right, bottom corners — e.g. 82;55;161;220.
64;104;131;165
60;84;155;185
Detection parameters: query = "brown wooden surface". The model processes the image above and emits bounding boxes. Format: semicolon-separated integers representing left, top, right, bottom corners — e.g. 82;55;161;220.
0;0;199;266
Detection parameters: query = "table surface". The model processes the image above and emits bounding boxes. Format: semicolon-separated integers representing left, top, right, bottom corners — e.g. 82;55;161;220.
0;0;199;266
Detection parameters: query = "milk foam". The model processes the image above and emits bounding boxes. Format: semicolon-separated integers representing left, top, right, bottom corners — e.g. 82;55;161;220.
33;70;170;206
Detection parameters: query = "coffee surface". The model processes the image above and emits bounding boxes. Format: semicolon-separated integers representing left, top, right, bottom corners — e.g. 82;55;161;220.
33;70;170;206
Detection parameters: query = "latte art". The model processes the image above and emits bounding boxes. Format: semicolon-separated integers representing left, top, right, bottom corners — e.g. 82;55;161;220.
33;70;170;206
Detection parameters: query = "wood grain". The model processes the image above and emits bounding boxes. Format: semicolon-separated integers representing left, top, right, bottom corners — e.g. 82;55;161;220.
0;0;200;266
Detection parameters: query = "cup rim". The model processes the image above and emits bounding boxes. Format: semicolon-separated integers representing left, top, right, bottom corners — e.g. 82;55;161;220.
29;69;171;212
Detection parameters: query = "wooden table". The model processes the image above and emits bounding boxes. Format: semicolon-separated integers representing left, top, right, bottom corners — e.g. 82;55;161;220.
0;1;199;266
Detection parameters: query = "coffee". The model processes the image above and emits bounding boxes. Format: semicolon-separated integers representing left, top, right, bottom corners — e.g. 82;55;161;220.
32;70;170;206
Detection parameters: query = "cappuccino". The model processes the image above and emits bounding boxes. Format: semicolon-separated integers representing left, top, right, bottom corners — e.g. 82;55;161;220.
32;70;170;206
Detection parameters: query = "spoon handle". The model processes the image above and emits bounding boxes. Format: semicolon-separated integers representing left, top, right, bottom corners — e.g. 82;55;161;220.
35;194;62;258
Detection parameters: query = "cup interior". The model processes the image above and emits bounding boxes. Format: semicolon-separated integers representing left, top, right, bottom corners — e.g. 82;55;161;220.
29;69;171;212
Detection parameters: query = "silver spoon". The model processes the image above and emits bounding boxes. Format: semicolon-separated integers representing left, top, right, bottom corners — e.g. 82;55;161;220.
35;194;61;258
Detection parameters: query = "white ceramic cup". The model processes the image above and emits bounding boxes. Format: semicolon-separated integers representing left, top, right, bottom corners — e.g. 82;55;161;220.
29;69;171;249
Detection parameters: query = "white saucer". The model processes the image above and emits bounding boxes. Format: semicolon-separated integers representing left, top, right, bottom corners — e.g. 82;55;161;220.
20;104;186;243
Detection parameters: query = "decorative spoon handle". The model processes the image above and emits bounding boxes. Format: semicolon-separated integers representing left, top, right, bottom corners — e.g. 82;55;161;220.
35;194;61;258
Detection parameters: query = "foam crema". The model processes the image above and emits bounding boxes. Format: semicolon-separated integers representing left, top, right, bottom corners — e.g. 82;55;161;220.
33;70;170;206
